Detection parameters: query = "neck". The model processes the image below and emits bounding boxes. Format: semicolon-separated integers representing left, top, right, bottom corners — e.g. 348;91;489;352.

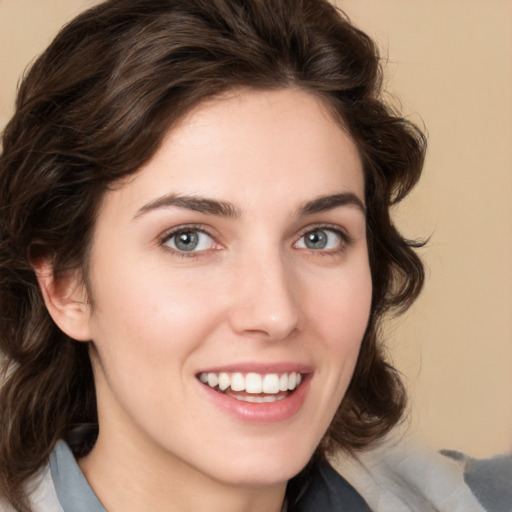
78;429;287;512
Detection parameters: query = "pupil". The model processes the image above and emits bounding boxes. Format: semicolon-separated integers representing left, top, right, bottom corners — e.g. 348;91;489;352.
176;231;198;251
306;230;327;249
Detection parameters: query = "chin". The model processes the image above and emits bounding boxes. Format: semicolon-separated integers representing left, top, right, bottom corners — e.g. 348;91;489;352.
207;446;315;488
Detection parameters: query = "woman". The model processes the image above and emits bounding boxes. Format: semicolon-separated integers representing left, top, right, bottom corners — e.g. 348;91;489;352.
0;0;428;510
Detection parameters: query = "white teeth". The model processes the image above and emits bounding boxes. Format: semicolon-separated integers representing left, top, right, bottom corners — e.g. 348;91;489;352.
218;372;230;391
198;371;303;395
262;374;280;394
279;373;288;392
245;373;262;394
232;394;286;403
231;372;245;392
207;373;218;388
287;372;296;391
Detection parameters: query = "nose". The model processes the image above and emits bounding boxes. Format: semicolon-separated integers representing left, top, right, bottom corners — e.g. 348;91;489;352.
228;251;300;341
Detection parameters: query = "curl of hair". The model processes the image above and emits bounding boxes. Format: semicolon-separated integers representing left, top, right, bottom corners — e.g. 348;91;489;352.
0;0;426;509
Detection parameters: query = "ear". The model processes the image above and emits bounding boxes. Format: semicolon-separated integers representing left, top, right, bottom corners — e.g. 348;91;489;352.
34;259;92;342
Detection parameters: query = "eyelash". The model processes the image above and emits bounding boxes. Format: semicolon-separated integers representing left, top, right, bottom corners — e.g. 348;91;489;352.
158;223;353;258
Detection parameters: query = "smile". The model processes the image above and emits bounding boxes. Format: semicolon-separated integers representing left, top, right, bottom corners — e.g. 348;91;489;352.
197;371;303;403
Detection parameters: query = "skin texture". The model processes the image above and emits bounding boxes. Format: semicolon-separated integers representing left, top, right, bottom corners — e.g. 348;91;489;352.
41;89;373;512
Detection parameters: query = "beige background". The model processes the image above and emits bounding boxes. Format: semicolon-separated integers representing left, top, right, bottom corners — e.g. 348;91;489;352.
1;0;511;457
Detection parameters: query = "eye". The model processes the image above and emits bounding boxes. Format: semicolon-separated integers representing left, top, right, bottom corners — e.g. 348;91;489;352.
163;229;216;253
295;227;345;251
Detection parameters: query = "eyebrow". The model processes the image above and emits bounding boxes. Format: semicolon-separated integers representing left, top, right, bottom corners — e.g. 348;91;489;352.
134;191;365;220
297;193;366;217
134;193;242;220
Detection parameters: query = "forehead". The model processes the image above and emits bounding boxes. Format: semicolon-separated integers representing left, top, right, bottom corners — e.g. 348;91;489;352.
102;88;364;217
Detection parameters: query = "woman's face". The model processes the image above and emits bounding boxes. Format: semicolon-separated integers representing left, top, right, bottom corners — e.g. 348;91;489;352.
81;89;372;487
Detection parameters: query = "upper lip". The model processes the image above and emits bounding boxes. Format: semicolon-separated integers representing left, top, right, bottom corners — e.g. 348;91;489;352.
196;362;313;375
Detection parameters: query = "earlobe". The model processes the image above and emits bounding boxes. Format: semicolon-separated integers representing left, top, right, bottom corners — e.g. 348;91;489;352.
34;259;92;342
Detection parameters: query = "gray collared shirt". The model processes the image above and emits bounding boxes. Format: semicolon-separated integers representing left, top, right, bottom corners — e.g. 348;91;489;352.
49;441;105;512
46;441;371;512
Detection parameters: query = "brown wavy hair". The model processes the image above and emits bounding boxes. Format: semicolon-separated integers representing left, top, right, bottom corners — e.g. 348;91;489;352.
0;0;426;509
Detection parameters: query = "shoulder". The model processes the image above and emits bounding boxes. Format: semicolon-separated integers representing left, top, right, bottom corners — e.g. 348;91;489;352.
442;450;512;512
0;465;63;512
335;438;502;512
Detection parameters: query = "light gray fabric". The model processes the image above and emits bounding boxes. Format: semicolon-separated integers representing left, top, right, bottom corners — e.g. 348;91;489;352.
442;450;512;512
0;465;61;512
336;438;490;512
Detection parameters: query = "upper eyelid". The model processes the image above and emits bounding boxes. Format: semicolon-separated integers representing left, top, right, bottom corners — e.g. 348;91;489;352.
159;224;217;242
296;223;351;240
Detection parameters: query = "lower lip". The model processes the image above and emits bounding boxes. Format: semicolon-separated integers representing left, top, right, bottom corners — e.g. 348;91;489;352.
198;376;311;423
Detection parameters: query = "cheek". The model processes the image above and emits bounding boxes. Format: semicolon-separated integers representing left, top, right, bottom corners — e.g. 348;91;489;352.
294;262;372;439
86;267;221;433
305;261;373;395
307;264;372;345
87;260;222;374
